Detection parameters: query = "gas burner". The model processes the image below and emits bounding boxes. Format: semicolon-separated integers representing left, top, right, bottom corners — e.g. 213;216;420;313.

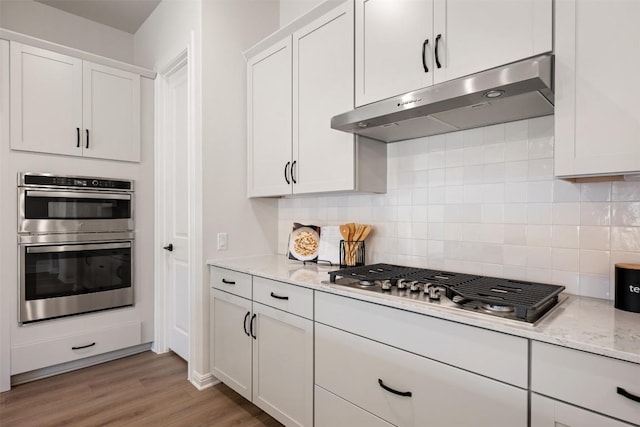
482;303;515;313
327;263;566;324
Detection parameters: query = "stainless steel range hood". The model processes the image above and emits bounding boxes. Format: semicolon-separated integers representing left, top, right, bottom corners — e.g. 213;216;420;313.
331;54;554;143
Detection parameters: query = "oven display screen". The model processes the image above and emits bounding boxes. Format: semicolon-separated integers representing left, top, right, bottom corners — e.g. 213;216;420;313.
25;196;131;220
24;246;132;300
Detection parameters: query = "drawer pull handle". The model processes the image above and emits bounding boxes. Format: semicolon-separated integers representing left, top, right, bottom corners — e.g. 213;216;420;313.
72;342;96;350
378;378;412;397
243;311;250;336
270;292;289;300
617;387;640;403
222;279;236;285
250;314;257;340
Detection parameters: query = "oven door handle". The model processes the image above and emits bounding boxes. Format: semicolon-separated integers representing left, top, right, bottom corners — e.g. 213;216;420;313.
26;242;131;253
25;190;131;200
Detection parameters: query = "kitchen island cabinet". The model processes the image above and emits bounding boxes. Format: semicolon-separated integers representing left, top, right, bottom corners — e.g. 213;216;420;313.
10;42;140;162
246;1;386;198
210;267;313;427
355;0;552;106
531;394;635;427
555;0;640;177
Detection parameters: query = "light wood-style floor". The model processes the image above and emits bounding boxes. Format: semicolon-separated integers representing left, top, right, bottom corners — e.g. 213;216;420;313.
0;351;283;426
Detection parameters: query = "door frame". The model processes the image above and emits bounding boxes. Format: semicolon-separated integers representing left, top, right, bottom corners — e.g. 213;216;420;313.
154;31;207;388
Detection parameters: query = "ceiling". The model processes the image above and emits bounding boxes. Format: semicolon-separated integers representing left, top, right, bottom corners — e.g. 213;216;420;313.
35;0;161;34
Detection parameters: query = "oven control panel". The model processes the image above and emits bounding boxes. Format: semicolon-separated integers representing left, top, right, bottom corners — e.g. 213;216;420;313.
21;173;133;190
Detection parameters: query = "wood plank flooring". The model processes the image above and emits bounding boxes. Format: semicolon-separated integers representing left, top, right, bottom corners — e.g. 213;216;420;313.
0;351;283;427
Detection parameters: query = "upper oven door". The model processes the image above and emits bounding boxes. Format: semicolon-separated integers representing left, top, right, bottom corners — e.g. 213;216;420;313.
19;188;133;234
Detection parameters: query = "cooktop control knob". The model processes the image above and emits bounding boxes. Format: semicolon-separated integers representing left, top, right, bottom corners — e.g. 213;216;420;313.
409;281;422;293
428;285;441;301
377;280;392;291
396;279;408;290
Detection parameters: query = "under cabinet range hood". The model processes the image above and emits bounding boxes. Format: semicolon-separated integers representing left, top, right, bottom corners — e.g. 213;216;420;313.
331;54;554;143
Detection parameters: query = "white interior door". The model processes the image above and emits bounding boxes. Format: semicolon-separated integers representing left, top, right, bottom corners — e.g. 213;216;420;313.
164;59;190;361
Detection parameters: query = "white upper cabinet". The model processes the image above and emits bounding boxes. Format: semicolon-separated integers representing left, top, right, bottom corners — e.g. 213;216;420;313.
10;42;141;162
355;0;552;106
554;0;640;178
246;1;387;198
355;0;434;107
293;2;356;194
247;38;293;197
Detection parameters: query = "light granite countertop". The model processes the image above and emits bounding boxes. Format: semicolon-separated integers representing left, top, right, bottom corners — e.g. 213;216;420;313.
207;254;640;365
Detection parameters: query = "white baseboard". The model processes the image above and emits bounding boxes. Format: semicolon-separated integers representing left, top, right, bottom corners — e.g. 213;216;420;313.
10;343;152;386
190;369;220;390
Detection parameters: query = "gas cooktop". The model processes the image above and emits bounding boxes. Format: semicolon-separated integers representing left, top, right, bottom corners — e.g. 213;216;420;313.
327;264;565;324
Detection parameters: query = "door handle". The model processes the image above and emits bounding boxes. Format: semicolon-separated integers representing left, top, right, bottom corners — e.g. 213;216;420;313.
85;129;90;149
163;244;174;251
435;34;442;69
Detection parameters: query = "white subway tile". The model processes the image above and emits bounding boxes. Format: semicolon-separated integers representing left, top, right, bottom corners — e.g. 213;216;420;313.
528;158;554;181
528;116;553;139
526;246;552;268
503;245;527;266
552;248;579;271
504;204;527;224
427;240;444;258
427;204;445;222
581;182;612;202
483;163;505;183
412;170;429;188
446;131;464;150
553;180;581;202
526;268;553;283
579;250;610;276
552;270;580;294
429;134;447;152
579;274;611;299
505;120;528;143
612;181;640;201
505;161;529;182
579;226;610;250
482;143;505;164
527;181;553;202
446;167;464;186
462;128;483;147
481;204;504;223
398;238;412;255
446;148;464;167
611;227;640;252
580;202;611;226
482;263;504;277
412;205;428;222
429;187;445;203
552;203;580;225
463;165;483;184
463;146;483;166
504;224;527;245
428;169;445;187
481;224;503;244
505;182;528;203
482;183;505;203
527;225;552;247
445;186;464;204
528;137;554;159
412;222;428;239
411;239;428;257
412;187;429;206
444;223;463;241
463;185;483;203
427;223;444;240
397;171;413;188
504;140;529;161
503;266;528;281
397;206;412;222
482;124;505;145
612;202;640;226
527;203;552;225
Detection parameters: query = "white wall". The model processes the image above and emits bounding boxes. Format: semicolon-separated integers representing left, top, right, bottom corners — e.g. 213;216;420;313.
280;0;324;26
0;0;134;63
278;116;640;300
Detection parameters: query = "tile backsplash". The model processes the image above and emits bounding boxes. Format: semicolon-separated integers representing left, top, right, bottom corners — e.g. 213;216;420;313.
278;116;640;299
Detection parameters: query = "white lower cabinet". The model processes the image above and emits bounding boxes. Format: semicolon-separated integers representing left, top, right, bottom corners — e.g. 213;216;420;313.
531;394;634;427
315;323;527;427
315;385;393;427
210;272;313;427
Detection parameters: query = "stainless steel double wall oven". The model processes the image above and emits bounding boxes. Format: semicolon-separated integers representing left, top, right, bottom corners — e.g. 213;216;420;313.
18;173;135;323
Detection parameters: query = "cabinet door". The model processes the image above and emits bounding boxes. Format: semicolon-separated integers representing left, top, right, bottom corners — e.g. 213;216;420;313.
316;323;527;427
555;0;640;177
10;42;83;156
247;38;293;197
252;302;313;427
531;394;634;427
211;289;252;401
82;61;140;162
293;2;356;194
355;0;434;106
433;0;552;84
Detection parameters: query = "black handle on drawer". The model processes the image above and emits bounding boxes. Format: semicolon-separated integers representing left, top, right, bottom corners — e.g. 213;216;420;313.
378;378;412;397
250;314;257;339
291;160;297;184
85;129;90;149
421;39;429;73
221;279;236;285
76;127;80;148
617;387;640;403
243;311;250;336
72;342;96;350
434;34;442;69
270;292;289;300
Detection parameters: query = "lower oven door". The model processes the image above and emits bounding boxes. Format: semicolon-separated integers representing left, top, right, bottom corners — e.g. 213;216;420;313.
19;240;134;323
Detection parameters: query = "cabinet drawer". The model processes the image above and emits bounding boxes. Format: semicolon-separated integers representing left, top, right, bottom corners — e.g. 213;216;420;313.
210;266;252;299
11;321;141;374
531;341;640;425
315;291;528;387
315;385;393;427
316;323;527;427
253;276;313;319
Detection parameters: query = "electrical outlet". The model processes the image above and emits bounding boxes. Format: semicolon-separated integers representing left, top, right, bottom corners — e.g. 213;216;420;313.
217;232;228;250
